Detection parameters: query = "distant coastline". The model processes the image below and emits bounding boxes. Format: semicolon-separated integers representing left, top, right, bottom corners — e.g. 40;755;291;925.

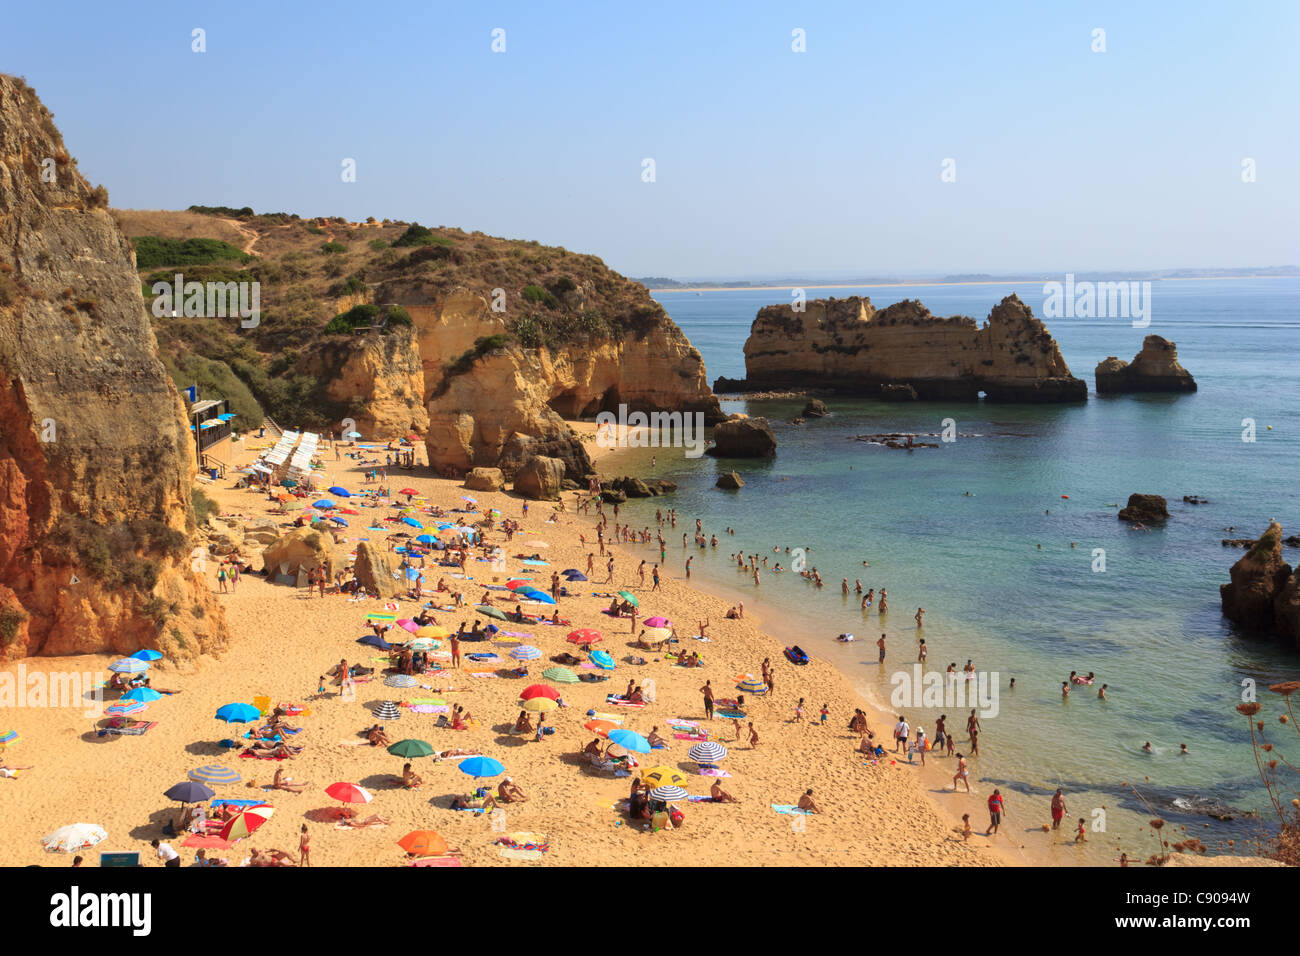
645;272;1300;294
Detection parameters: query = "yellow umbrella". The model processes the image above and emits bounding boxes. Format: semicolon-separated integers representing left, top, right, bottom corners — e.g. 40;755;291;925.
642;626;671;641
416;625;450;639
519;697;558;713
641;766;688;788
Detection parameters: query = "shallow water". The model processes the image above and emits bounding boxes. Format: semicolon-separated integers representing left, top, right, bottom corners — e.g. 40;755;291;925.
599;277;1300;861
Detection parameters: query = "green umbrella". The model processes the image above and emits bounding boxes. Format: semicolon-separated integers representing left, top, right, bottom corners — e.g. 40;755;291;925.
387;739;435;759
542;666;579;684
475;604;507;621
618;590;639;608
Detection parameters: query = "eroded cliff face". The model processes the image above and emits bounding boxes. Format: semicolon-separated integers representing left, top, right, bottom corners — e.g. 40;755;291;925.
309;326;429;438
0;75;227;661
403;287;720;476
1095;335;1197;394
738;294;1086;401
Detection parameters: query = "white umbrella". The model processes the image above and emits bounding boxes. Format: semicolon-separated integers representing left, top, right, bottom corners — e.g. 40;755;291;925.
42;823;108;853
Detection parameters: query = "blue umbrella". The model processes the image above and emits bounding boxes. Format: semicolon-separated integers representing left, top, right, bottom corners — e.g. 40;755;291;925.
415;534;437;545
329;516;348;526
590;650;615;670
189;765;241;785
608;729;651;754
458;756;506;779
560;569;581;575
164;781;215;803
327;486;352;497
121;687;163;703
563;572;587;581
401;516;423;529
214;703;260;723
108;658;149;674
130;649;163;662
358;634;393;650
520;590;556;605
509;645;542;661
313;500;335;510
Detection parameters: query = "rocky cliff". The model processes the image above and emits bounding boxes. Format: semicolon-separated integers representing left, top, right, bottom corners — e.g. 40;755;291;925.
309;325;429;438
1220;521;1300;651
0;75;227;661
736;293;1087;402
1095;335;1197;393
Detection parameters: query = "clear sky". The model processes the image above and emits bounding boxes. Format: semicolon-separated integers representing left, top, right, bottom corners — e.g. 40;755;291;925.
3;1;1297;278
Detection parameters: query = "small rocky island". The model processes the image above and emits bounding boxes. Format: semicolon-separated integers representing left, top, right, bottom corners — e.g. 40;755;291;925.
1095;335;1197;393
1220;522;1300;650
717;293;1087;402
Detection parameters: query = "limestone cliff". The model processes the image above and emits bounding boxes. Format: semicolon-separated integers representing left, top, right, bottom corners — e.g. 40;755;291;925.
308;326;429;437
1096;335;1197;394
737;294;1086;402
0;75;228;661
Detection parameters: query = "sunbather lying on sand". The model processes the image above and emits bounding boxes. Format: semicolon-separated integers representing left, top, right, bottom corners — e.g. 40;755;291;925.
249;848;296;866
339;814;390;828
434;748;480;761
450;792;497;811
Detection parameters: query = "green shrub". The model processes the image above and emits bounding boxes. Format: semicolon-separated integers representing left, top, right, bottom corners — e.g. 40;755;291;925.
191;487;219;526
0;607;29;645
320;241;346;254
368;239;389;251
324;303;381;334
386;304;412;327
188;205;254;218
522;284;559;309
133;236;252;269
392;223;453;248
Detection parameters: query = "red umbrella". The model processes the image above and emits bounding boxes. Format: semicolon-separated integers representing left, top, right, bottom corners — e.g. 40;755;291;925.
399;488;418;496
519;684;560;702
324;782;372;813
405;434;420;442
218;803;274;841
567;628;603;645
506;580;532;590
340;508;361;515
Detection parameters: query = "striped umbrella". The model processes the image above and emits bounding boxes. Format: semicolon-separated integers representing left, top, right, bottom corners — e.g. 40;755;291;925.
542;667;578;684
509;645;541;662
688;741;729;763
641;766;688;788
130;649;163;662
0;730;19;747
372;701;402;720
398;830;448;857
189;765;241;785
608;729;651;753
519;684;560;701
387;739;435;759
590;650;616;670
105;701;146;717
406;638;439;651
736;678;768;694
325;782;372;807
519;697;558;713
219;803;274;841
41;823;107;853
457;756;505;778
648;785;690;802
642;626;671;642
384;674;418;688
108;658;149;674
121;687;163;703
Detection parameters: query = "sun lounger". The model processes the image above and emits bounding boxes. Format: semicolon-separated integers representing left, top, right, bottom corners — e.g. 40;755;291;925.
104;721;157;736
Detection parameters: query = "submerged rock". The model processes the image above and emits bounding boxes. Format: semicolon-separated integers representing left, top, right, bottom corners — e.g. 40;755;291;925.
716;471;745;489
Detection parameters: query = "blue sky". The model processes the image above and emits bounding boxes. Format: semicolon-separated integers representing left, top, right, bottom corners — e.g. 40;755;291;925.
3;1;1297;278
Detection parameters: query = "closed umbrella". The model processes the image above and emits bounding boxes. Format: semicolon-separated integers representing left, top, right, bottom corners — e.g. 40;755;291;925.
372;701;402;720
387;739;435;759
542;667;579;684
219;803;274;841
41;823;107;853
189;765;241;785
641;766;688;788
457;756;505;778
608;729;651;753
688;742;729;763
163;781;215;804
398;830;448;857
649;785;690;802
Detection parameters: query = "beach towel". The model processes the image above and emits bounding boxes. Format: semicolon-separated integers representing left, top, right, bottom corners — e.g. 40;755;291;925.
211;798;262;808
410;856;463;867
334;821;387;830
669;719;700;728
698;768;731;777
182;834;234;849
674;733;708;741
592;712;624;723
687;795;714;803
605;696;645;708
716;710;745;720
105;721;157;736
406;705;450;714
771;804;812;815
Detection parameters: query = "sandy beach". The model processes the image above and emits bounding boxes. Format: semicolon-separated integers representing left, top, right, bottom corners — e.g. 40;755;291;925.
0;430;1018;867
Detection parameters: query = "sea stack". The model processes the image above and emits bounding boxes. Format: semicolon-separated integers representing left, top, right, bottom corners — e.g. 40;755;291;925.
738;293;1087;402
1095;335;1197;393
1220;522;1300;650
0;74;228;660
708;415;777;458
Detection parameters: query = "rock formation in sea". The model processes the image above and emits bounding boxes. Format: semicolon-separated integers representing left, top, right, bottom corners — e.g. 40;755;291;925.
707;415;777;458
1095;335;1197;394
734;293;1087;402
1220;522;1300;650
1117;494;1169;523
0;75;228;660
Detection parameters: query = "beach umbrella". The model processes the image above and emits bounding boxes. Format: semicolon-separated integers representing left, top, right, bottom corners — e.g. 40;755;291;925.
510;645;542;661
563;572;587;581
0;730;19;747
617;590;639;607
121;687;163;703
567;628;602;645
505;580;532;590
641;766;688;788
313;500;335;510
340;508;361;515
642;626;671;642
608;729;651;753
130;649;163;662
590;650;616;670
643;617;672;629
398;830;448;858
461;496;477;504
329;516;348;526
519;697;558;713
41;823;107;853
189;765;241;786
219;803;274;842
416;625;449;639
415;534;437;545
584;719;619;736
214;702;260;723
163;781;215;804
108;657;149;674
281;478;298;488
396;619;420;633
280;500;304;510
688;742;729;764
736;678;767;695
561;568;581;575
325;782;372;807
345;431;362;439
372;701;403;720
384;674;419;688
387;739;435;759
648;785;690;802
520;591;556;605
399;488;418;496
457;756;505;779
405;433;420;442
401;516;424;530
476;605;507;621
327;486;352;497
104;701;146;717
519;684;560;701
542;667;579;684
357;634;393;650
275;493;293;502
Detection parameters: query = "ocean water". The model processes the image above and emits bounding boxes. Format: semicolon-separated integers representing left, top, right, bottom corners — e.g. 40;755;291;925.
601;278;1300;862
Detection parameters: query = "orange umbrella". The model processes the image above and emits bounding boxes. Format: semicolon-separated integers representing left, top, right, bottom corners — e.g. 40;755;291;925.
398;829;448;857
567;628;602;645
584;719;619;736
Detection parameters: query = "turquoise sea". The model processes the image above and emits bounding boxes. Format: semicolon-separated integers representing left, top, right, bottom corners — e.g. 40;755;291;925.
605;277;1300;862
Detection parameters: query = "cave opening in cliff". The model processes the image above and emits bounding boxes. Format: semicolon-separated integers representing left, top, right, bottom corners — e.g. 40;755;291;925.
548;386;622;419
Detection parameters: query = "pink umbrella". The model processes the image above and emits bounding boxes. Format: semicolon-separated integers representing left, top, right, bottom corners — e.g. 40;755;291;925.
643;617;673;628
396;620;420;633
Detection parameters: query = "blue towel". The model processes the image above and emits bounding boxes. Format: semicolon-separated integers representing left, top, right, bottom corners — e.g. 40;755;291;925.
211;798;263;808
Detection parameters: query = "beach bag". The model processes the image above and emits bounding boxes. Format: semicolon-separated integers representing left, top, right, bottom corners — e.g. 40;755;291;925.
669;807;684;827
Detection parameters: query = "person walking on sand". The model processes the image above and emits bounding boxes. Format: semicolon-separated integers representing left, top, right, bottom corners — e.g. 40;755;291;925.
748;722;759;748
893;715;909;753
793;697;804;723
953;753;970;792
1050;789;1067;830
987;788;1005;835
217;565;228;594
604;556;615;584
450;632;460;669
701;680;714;720
299;824;311;866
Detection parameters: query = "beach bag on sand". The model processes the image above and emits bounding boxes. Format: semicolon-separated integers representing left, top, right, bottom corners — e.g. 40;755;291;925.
669;807;684;827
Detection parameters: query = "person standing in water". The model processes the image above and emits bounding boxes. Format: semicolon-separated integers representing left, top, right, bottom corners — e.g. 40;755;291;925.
878;589;888;614
1050;789;1067;830
915;607;924;628
876;633;886;663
